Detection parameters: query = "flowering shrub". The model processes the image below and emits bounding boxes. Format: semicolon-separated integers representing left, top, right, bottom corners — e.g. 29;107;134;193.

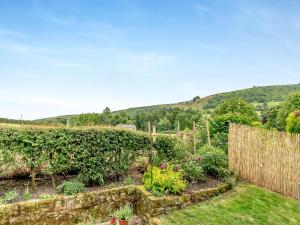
143;165;187;196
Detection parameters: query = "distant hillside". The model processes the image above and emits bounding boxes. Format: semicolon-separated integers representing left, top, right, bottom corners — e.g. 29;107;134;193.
34;83;300;123
0;118;35;125
116;83;300;115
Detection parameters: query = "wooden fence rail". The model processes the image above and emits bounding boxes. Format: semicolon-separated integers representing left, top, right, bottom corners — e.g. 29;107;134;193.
228;123;300;199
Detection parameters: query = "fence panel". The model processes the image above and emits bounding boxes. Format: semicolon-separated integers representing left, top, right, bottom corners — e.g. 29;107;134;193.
228;123;300;199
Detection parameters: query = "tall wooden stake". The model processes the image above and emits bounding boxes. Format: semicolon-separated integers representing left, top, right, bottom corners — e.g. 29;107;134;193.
152;126;157;143
176;121;180;137
148;122;154;190
193;121;196;154
206;119;211;146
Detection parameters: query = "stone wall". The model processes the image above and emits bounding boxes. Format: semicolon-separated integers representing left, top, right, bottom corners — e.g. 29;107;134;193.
0;181;234;225
0;186;136;225
135;183;232;224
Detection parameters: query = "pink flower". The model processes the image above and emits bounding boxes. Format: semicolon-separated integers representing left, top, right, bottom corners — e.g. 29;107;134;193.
160;163;167;169
195;156;203;162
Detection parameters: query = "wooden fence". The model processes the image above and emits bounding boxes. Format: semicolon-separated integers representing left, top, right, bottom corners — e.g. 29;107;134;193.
228;123;300;199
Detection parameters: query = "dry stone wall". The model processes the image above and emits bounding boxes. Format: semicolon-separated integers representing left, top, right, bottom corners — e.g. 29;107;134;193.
0;182;233;225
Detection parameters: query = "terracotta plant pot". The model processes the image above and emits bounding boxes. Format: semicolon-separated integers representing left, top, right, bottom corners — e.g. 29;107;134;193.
110;218;117;224
118;219;128;225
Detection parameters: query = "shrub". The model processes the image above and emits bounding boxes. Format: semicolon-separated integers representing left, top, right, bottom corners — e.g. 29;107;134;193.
143;165;187;196
154;136;189;164
123;176;134;186
209;113;254;151
286;111;300;133
56;180;85;195
114;204;133;220
276;93;300;130
198;145;229;180
23;191;32;201
0;190;19;204
0;125;151;187
181;156;206;183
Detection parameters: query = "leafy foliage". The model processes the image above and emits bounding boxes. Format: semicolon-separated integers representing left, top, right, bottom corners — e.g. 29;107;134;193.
0;190;19;204
286;111;300;133
0;124;180;187
154;136;188;164
23;190;32;201
213;98;259;121
276;93;300;130
198;145;229;180
143;165;187;195
122;176;135;186
56;180;85;195
181;156;206;183
0;125;153;186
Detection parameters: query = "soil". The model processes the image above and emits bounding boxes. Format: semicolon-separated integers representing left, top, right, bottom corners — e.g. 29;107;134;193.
185;177;223;192
0;167;223;204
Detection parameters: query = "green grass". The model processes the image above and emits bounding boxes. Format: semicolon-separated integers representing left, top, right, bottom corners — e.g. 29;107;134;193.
160;183;300;225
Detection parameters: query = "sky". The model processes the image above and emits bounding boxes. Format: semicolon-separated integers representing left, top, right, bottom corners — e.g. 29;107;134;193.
0;0;300;120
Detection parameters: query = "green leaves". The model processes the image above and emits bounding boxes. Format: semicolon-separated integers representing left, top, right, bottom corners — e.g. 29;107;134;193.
0;125;153;186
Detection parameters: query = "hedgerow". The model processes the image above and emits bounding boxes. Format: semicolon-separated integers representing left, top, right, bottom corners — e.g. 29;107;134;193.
0;124;178;188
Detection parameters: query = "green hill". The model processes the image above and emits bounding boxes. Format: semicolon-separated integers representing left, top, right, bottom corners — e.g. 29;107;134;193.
31;83;300;123
115;83;300;115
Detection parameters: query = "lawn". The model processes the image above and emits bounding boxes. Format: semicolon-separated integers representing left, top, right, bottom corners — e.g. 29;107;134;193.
160;182;300;225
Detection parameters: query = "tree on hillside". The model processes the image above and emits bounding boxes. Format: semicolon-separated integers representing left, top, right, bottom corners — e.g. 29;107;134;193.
74;113;100;126
213;98;259;121
276;93;300;131
100;107;112;125
263;106;280;129
201;98;260;152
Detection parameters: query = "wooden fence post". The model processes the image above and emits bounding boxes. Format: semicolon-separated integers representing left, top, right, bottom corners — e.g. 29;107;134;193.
193;121;196;154
176;121;180;137
152;126;157;143
206;119;211;146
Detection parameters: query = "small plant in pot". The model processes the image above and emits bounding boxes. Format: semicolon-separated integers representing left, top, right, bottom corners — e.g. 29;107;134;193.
114;204;133;225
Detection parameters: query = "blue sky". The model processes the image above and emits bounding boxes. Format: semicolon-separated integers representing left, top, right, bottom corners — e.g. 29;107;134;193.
0;0;300;119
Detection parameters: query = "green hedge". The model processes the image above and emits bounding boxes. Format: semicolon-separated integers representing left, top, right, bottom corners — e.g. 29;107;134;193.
0;124;177;187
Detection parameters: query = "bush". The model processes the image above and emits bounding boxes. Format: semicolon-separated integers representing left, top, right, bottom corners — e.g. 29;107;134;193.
154;136;189;164
23;191;32;201
0;125;151;186
209;113;254;151
198;145;229;180
123;176;134;186
143;165;187;196
286;111;300;133
181;156;206;183
0;190;19;204
56;180;85;195
276;93;300;130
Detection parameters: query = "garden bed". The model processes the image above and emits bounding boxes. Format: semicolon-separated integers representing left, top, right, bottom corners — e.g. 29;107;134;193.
0;178;235;225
